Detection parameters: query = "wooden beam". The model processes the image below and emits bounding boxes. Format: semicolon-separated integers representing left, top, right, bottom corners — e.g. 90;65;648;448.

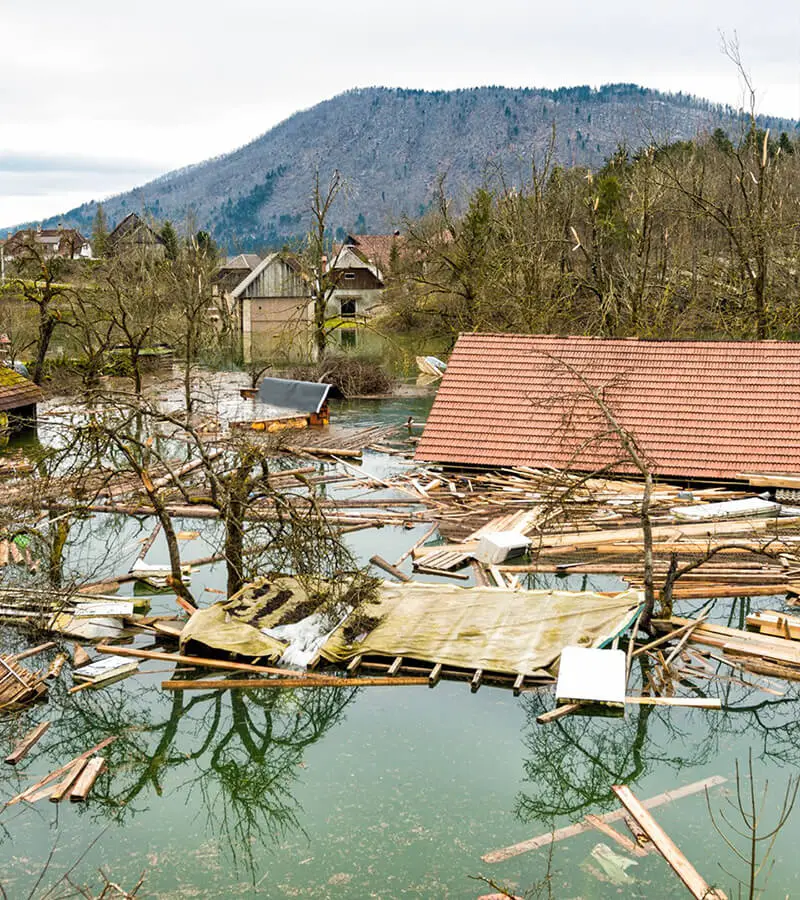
584;813;648;857
482;775;727;863
369;555;411;582
387;656;403;676
49;760;86;803
162;676;429;690
4;721;50;765
428;663;442;687
93;644;334;680
69;757;106;802
471;669;483;693
612;784;727;899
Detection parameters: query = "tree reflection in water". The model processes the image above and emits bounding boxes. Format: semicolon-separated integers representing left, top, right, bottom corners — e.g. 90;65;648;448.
515;645;800;828
21;678;357;875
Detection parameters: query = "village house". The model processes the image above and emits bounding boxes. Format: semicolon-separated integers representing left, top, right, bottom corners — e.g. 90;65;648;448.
229;253;311;362
327;232;401;320
107;213;166;257
416;333;800;483
3;226;91;261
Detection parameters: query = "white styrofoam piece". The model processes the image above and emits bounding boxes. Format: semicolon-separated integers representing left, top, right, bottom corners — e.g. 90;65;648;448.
74;654;139;680
475;530;531;564
73;602;135;617
556;646;626;707
670;497;780;522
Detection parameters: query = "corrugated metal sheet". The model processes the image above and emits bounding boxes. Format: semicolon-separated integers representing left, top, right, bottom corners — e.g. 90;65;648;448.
257;377;332;414
415;333;800;481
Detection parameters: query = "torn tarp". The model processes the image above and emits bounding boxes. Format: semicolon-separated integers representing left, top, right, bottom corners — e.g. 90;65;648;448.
321;582;643;679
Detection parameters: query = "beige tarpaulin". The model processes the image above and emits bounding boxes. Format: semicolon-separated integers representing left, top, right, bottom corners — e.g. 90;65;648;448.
180;576;325;661
321;582;643;678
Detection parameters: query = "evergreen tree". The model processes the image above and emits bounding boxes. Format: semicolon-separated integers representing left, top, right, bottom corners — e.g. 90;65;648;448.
161;221;180;261
91;204;109;258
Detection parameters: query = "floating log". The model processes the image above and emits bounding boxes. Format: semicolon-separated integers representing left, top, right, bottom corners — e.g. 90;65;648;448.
611;784;728;899
536;702;583;724
4;721;51;765
162;676;430;690
69;757;106;802
10;642;57;662
482;775;727;863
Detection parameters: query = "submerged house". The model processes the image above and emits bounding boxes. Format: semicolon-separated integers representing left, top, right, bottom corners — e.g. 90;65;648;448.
415;334;800;482
0;366;44;431
229;253;311;362
327;233;401;321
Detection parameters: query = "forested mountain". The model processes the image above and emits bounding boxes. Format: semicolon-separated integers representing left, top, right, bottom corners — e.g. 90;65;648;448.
17;84;800;251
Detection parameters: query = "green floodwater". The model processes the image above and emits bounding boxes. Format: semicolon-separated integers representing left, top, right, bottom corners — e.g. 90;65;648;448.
0;393;799;898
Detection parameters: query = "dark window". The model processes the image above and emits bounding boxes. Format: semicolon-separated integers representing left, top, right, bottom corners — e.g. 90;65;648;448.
340;298;356;317
344;272;356;280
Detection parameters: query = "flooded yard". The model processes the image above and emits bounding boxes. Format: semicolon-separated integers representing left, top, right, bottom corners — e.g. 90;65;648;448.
0;387;798;898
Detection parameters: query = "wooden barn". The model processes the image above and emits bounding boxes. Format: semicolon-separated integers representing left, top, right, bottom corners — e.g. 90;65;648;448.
229;254;311;362
415;333;800;483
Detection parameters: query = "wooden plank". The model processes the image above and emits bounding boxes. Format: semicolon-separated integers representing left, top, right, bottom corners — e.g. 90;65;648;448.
7;736;117;806
387;656;403;676
346;655;363;674
10;642;56;662
584;813;648;857
69;757;106;802
471;669;483;693
393;523;439;567
49;760;86;803
624;696;721;708
369;555;411;582
93;644;335;681
162;676;430;690
612;784;727;899
536;702;583;724
428;663;442;687
513;673;525;696
482;775;727;863
4;721;50;765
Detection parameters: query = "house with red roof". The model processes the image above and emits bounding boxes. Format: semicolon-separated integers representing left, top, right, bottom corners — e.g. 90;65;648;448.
327;232;402;321
415;333;800;483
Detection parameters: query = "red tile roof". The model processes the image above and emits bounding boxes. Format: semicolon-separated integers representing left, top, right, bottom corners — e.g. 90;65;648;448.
345;233;403;269
415;334;800;481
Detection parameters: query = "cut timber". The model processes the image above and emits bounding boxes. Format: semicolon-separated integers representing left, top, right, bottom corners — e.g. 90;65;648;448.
482;775;727;863
746;610;800;641
536;702;583;724
387;656;403;676
5;721;50;765
612;784;727;899
584;814;648;857
655;617;800;667
369;555;411;582
162;676;430;690
69;757;106;802
7;736;116;806
49;760;86;803
429;663;442;687
93;644;337;681
625;696;721;708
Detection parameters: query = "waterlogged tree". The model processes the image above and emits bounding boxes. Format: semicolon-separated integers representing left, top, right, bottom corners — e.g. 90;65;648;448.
1;233;71;384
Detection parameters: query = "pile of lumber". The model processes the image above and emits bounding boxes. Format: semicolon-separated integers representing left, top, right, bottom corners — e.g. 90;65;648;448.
0;655;47;712
385;465;800;597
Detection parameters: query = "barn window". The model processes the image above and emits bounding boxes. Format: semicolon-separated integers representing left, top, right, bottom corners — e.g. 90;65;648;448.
340;298;357;317
344;272;356;280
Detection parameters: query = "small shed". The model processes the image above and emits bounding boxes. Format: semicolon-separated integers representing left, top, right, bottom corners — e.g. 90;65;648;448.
232;377;338;432
0;366;44;431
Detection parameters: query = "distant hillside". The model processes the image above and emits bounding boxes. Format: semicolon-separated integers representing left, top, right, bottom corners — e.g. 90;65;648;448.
14;84;799;251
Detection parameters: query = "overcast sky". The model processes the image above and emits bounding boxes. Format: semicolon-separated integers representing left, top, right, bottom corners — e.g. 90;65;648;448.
2;0;799;227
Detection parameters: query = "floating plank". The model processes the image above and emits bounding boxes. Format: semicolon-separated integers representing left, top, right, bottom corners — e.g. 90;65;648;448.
49;760;87;803
94;644;337;681
69;757;106;802
624;696;721;708
612;784;727;899
4;721;50;765
162;676;430;690
369;555;411;582
7;736;117;806
584;813;648;857
746;610;800;641
482;775;727;863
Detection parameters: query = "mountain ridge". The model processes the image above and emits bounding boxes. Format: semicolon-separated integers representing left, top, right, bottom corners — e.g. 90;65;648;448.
8;83;799;250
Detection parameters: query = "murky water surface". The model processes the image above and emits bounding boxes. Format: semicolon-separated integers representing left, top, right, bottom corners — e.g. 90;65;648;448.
0;390;798;898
